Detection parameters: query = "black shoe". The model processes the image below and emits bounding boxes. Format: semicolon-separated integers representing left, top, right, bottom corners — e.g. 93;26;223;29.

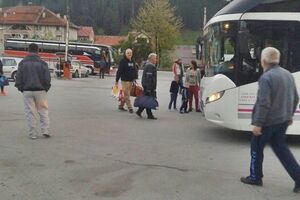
240;176;263;186
136;111;142;118
119;107;127;111
148;116;157;120
294;182;300;193
42;134;51;138
129;109;134;113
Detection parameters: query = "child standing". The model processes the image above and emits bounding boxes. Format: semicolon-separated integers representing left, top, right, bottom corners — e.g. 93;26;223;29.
179;85;189;114
168;79;179;110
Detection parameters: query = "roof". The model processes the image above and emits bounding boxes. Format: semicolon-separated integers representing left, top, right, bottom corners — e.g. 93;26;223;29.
78;26;94;37
215;0;299;16
94;35;127;46
0;5;78;29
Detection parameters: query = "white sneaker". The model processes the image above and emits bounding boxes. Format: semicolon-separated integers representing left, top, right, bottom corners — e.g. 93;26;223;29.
29;135;38;140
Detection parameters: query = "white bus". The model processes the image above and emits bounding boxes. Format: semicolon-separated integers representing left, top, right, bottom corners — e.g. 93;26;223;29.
201;0;300;135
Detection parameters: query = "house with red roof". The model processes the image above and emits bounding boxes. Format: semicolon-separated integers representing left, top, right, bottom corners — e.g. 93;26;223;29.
78;26;94;43
0;5;79;41
94;35;127;46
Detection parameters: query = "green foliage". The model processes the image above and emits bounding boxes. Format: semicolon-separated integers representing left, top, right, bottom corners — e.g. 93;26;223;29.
131;0;183;66
119;34;152;66
176;30;201;45
159;50;173;69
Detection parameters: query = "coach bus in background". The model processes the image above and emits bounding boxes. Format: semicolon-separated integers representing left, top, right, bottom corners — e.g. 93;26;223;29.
4;38;116;75
200;0;300;135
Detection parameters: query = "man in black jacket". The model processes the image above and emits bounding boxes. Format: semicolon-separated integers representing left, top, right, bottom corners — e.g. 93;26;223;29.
0;59;6;95
115;48;138;113
136;53;158;119
15;43;51;139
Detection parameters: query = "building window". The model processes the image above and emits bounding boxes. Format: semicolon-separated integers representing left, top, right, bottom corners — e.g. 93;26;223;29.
56;35;62;40
35;25;42;31
56;26;60;31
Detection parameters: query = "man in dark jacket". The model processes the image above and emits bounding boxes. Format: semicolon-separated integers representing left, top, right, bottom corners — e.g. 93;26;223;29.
15;43;51;139
115;48;137;113
240;47;300;193
0;59;5;95
136;53;157;120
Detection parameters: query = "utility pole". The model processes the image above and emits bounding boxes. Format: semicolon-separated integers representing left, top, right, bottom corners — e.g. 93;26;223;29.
0;28;4;56
203;7;207;29
65;3;70;62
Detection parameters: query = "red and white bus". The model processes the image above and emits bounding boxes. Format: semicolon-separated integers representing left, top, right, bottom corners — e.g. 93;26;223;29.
4;38;116;75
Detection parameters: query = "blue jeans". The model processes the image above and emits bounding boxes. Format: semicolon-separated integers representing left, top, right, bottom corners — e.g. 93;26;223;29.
168;93;177;109
250;122;300;183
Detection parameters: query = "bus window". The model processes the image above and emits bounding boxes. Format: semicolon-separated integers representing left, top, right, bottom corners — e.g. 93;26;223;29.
237;20;300;85
204;21;238;82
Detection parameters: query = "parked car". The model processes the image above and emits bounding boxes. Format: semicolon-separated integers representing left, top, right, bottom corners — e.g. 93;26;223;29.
54;60;90;78
0;57;22;81
70;60;90;78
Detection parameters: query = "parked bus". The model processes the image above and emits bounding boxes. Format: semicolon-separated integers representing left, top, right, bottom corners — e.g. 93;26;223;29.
4;38;116;74
201;0;300;134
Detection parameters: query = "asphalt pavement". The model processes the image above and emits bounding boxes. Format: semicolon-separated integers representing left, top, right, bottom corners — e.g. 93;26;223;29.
0;72;300;200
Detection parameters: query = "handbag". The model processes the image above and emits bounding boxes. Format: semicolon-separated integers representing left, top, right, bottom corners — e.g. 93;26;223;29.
0;75;9;86
134;94;159;109
130;82;143;97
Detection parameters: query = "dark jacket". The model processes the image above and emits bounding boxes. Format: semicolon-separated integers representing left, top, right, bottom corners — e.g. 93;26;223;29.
116;57;137;82
142;62;157;97
169;80;179;93
98;60;107;69
252;65;299;127
15;53;51;92
0;59;3;75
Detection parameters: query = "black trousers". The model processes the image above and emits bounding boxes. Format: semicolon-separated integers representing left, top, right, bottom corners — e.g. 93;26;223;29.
137;107;153;117
168;93;178;109
249;122;300;183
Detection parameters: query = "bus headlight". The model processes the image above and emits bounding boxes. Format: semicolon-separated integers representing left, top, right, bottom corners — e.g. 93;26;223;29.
206;91;225;104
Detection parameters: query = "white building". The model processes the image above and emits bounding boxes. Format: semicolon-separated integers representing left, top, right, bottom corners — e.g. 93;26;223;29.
0;5;79;41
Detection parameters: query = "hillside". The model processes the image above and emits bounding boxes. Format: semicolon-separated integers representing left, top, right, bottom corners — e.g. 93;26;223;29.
1;0;228;35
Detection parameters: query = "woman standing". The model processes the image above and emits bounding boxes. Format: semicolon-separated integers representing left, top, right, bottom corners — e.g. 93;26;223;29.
185;60;201;112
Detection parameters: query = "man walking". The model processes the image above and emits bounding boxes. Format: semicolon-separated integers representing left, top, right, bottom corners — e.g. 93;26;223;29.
136;53;158;120
15;43;51;139
115;48;138;113
240;47;300;193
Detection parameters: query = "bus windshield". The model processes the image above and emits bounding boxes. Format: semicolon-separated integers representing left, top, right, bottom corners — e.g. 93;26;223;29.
204;21;238;82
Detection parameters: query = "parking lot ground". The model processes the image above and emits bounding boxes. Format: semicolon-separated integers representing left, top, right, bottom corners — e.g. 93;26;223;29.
0;72;300;200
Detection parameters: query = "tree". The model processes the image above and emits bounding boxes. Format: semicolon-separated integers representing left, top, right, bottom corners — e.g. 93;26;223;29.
131;0;182;67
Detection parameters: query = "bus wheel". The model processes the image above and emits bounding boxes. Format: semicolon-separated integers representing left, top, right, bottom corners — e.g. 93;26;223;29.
12;72;17;81
74;71;79;78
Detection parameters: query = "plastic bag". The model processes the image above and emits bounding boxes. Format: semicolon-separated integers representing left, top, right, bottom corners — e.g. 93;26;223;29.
111;85;120;98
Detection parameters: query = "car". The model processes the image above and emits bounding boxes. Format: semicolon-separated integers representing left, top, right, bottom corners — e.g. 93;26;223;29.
54;60;90;78
0;57;23;81
70;60;90;78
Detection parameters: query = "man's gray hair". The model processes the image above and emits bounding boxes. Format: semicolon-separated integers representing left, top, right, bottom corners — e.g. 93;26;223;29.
148;53;157;59
261;47;280;65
